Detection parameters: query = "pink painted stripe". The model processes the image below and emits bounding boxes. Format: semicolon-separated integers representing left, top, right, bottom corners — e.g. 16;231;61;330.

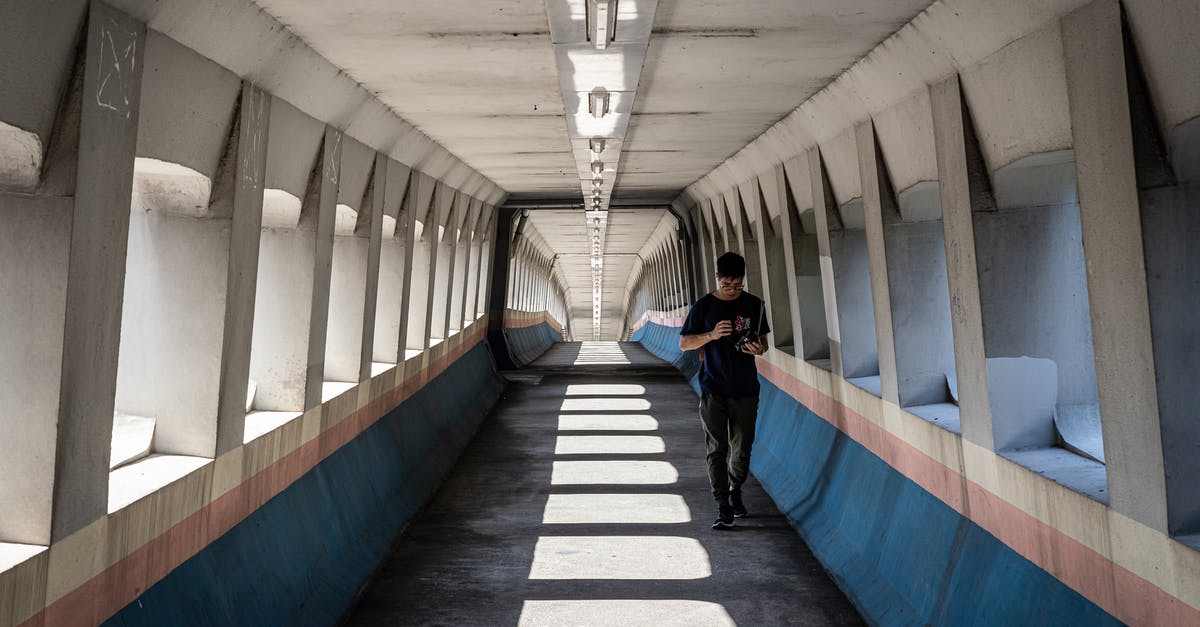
631;313;684;333
24;329;487;627
503;311;563;332
757;360;1200;626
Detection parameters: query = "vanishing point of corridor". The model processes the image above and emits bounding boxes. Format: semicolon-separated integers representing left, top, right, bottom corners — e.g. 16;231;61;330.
346;343;861;626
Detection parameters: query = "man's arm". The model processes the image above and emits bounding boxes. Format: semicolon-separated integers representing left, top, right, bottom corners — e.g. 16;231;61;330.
680;320;732;351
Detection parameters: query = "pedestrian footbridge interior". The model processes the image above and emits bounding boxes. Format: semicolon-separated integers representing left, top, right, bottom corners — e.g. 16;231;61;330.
1;0;1198;625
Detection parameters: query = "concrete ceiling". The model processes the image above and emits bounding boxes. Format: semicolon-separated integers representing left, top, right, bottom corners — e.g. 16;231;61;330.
249;0;934;336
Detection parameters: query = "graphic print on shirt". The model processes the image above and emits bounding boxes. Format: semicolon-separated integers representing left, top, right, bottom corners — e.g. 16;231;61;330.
733;315;751;334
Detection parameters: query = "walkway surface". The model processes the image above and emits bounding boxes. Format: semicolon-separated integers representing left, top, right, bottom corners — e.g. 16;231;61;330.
345;342;862;626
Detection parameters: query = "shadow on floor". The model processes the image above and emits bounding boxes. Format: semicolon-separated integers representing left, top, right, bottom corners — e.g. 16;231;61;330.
343;342;862;626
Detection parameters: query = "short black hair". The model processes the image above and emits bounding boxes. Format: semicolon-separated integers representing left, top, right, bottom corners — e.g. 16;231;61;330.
715;252;745;279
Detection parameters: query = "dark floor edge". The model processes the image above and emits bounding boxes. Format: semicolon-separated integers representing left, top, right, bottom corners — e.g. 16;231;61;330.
633;320;1121;626
102;343;505;627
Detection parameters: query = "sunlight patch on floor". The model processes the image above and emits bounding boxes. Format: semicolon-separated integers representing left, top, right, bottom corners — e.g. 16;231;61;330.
551;460;678;485
542;494;691;524
557;414;660;431
529;536;711;580
518;600;735;626
573;341;632;365
554;435;666;455
561;397;651;412
565;383;646;396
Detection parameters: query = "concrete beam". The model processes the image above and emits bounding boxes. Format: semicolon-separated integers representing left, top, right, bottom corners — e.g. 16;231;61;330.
358;153;387;381
746;173;794;352
52;2;146;540
856;120;901;404
807;148;844;377
930;75;994;450
1062;0;1167;532
215;82;270;456
303;127;341;410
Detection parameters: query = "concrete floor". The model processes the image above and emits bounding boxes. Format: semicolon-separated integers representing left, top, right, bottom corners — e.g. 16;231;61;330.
344;342;863;626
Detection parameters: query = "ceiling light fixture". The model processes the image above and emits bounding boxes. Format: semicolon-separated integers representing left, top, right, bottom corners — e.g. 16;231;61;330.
589;138;606;154
588;89;610;118
591;161;604;175
587;0;618;50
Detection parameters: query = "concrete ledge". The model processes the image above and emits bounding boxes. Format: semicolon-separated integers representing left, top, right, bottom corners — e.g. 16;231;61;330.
635;317;1200;625
752;377;1119;625
100;340;503;626
5;320;500;626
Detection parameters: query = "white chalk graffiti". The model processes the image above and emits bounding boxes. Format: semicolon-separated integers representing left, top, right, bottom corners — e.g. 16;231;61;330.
241;88;266;188
327;131;343;185
96;18;138;118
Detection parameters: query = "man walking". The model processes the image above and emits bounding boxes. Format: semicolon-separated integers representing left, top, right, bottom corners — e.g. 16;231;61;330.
678;252;769;529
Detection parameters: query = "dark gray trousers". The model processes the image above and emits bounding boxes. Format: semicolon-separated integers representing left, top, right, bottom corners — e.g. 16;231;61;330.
699;393;759;503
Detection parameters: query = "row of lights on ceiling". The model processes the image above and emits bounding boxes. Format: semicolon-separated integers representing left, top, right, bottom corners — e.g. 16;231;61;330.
587;0;617;338
588;89;610;211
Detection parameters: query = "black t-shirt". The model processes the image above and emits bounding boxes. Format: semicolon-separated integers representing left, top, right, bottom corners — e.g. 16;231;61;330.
680;292;770;397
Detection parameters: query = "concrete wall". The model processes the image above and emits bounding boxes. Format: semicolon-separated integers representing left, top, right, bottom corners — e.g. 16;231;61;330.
325;233;368;383
0;196;72;545
1140;117;1200;535
974;155;1099;415
667;2;1200;622
250;228;316;411
101;341;503;627
828;229;877;379
115;210;230;457
883;217;955;407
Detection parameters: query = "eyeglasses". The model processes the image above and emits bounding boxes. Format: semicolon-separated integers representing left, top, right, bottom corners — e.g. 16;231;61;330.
718;281;744;291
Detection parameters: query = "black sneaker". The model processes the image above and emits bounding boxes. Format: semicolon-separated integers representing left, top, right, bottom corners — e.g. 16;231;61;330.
729;488;748;518
712;503;735;529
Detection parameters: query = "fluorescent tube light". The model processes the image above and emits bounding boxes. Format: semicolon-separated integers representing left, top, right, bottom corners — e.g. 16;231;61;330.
588;90;610;118
587;0;617;50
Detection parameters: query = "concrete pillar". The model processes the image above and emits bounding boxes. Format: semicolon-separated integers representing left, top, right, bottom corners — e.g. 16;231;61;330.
480;206;504;321
463;204;482;326
214;82;271;456
303;127;341;409
427;183;454;343
712;196;732;256
358;153;387;380
1062;0;1168;532
324;136;373;385
466;204;490;323
513;242;526;311
450;195;477;333
373;161;411;364
439;190;464;336
402;172;436;353
250;98;321;414
930;75;994;450
668;237;684;308
807;148;846;377
856;120;901;404
693;204;712;293
722;188;747;265
751;169;801;353
51;2;146;540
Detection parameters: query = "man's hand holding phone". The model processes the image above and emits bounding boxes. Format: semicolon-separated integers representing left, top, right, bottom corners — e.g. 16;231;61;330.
739;338;766;356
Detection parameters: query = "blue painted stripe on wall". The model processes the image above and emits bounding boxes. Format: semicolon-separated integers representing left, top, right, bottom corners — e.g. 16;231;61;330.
103;343;504;627
630;322;701;394
505;321;561;366
634;320;1122;626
